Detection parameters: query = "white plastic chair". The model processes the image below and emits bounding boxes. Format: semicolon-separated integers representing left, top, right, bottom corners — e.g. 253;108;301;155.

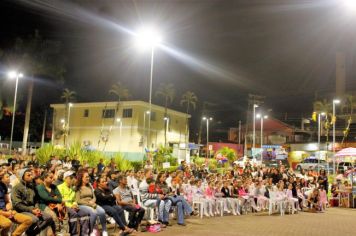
192;196;204;218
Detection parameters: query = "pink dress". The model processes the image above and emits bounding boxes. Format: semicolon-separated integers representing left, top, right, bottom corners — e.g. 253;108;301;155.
319;190;327;204
205;186;215;200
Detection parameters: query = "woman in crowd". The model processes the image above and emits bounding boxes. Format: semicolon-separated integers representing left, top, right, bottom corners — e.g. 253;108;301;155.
76;170;108;236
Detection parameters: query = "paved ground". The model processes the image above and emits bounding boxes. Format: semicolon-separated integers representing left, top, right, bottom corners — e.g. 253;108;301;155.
120;208;356;236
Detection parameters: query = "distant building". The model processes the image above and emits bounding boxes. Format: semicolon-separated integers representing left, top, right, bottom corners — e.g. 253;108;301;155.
50;101;190;160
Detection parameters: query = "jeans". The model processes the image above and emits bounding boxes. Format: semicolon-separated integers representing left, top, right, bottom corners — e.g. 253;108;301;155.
157;199;171;223
122;205;145;229
101;205;126;230
67;207;91;236
79;205;107;233
170;196;192;224
22;211;55;236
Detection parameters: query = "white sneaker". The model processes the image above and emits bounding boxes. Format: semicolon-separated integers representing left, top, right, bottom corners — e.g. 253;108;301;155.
102;231;108;236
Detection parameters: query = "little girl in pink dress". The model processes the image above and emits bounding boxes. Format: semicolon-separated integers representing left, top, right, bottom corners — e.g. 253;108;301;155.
319;186;328;211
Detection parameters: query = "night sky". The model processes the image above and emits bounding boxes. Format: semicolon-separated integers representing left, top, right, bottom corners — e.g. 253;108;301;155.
1;0;356;141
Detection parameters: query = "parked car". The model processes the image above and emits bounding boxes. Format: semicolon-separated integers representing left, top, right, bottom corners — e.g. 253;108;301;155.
265;159;290;168
295;158;327;171
337;162;354;173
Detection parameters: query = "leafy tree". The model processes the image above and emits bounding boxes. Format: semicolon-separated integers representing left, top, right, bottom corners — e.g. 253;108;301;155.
2;30;65;155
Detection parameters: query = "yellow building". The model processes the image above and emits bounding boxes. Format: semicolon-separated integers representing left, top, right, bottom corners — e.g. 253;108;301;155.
50;101;190;160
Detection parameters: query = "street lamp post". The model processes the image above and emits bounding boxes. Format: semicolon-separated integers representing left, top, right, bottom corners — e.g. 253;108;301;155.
66;103;73;148
318;112;325;171
116;118;123;151
252;104;258;157
164;117;170;148
203;117;213;158
143;110;150;149
8;71;23;153
135;27;162;150
256;114;268;164
333;99;340;174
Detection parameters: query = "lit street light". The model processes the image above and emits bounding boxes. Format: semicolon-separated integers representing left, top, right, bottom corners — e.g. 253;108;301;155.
203;117;213;158
135;26;162;150
8;71;23;153
333;99;340;174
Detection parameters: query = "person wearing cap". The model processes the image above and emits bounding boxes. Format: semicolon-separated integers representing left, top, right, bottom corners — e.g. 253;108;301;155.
0;172;33;236
58;171;91;236
11;168;55;236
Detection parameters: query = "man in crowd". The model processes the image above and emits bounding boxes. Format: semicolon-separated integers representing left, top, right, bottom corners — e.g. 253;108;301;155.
114;175;145;230
0;172;33;236
11;168;55;236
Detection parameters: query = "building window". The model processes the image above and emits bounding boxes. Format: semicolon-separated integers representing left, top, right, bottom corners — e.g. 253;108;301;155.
83;109;89;117
102;109;115;118
123;108;133;118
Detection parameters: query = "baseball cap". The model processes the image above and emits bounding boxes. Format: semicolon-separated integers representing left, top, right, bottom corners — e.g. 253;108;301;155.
63;171;75;179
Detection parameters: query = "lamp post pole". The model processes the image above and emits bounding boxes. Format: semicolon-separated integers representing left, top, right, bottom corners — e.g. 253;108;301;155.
8;71;24;153
332;99;340;174
203;117;212;158
9;74;21;153
147;48;155;150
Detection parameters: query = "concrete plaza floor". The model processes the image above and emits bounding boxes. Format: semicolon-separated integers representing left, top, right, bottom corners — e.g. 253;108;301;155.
142;208;356;236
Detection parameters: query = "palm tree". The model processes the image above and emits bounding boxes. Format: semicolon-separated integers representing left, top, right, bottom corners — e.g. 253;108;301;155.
61;88;76;104
3;30;65;155
155;83;175;147
180;91;198;146
101;82;131;150
340;94;356;144
60;88;76;147
109;82;131;102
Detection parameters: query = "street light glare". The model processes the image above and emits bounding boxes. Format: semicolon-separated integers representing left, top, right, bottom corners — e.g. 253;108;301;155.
264;115;268;119
8;71;17;79
135;26;162;50
202;116;207;120
343;0;356;10
333;99;341;104
256;114;261;118
321;112;326;116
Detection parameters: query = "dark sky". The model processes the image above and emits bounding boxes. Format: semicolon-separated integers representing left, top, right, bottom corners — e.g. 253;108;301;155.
1;0;356;140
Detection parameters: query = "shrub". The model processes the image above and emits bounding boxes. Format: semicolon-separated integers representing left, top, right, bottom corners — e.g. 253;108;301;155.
131;161;144;171
36;144;65;164
111;153;133;171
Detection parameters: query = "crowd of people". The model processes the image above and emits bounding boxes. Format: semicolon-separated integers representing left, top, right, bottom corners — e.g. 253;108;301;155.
0;152;351;236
